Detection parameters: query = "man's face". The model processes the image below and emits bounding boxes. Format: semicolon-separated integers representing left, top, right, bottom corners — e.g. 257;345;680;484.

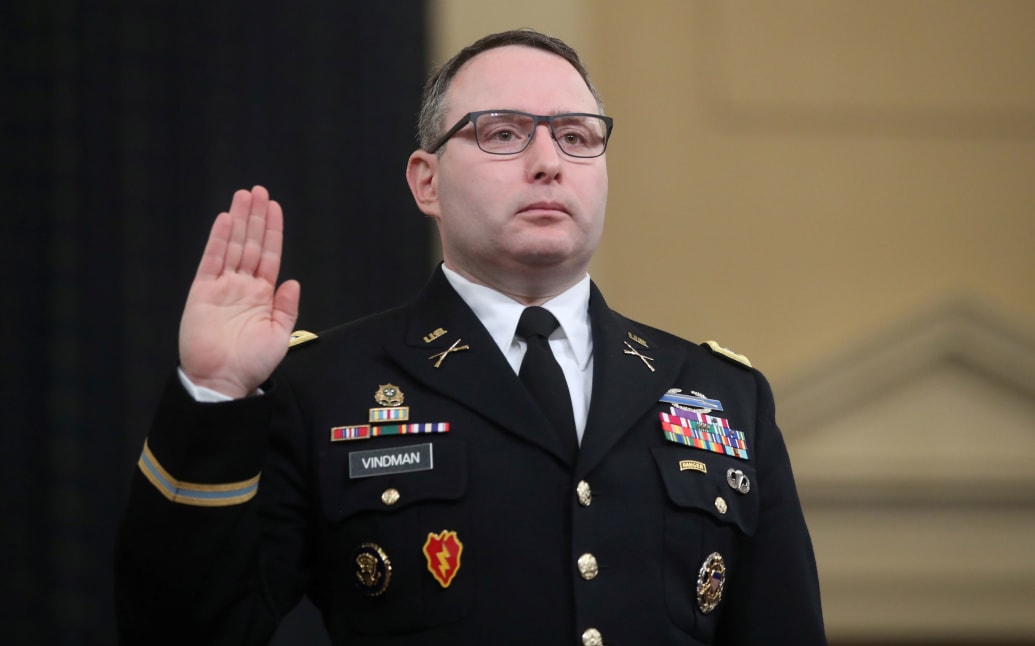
408;45;609;298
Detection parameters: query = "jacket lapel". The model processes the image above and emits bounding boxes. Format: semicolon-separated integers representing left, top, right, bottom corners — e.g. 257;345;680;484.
577;283;686;476
383;268;574;464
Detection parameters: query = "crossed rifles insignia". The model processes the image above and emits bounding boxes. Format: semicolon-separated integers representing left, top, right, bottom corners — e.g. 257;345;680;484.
622;330;655;372
429;338;470;368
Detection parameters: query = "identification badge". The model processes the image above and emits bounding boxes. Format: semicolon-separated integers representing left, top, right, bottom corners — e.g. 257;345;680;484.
349;443;434;479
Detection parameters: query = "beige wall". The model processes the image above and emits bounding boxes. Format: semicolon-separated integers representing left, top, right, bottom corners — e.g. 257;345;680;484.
429;1;1035;641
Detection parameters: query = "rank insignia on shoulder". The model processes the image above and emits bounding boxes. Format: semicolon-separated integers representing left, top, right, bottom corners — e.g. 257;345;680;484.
288;330;318;348
703;340;752;368
697;552;726;614
424;530;463;588
353;542;392;597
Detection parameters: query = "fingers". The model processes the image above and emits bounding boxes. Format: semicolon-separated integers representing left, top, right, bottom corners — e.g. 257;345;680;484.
199;186;282;281
223;188;254;272
238;186;270;275
195;211;233;280
255;198;285;286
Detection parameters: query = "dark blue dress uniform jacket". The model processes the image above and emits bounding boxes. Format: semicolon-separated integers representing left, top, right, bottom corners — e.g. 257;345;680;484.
116;267;827;645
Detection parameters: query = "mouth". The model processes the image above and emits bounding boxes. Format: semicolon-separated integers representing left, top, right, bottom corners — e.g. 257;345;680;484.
517;201;570;217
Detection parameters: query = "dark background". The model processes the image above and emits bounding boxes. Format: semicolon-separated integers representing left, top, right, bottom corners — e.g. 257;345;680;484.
2;1;430;643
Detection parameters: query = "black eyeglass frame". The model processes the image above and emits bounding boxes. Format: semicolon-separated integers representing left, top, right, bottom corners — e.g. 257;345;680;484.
426;109;614;158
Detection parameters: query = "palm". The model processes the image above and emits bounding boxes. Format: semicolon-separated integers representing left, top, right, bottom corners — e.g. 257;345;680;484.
179;186;300;398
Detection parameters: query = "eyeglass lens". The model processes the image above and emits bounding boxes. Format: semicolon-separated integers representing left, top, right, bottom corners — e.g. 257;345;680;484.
474;112;608;157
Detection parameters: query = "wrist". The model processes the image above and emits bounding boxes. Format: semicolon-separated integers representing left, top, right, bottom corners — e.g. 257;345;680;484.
178;369;253;400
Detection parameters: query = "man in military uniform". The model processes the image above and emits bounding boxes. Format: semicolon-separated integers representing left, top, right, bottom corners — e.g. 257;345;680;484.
116;29;826;644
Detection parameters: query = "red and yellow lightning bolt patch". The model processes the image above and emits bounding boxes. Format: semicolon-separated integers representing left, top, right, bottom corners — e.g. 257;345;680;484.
423;529;463;588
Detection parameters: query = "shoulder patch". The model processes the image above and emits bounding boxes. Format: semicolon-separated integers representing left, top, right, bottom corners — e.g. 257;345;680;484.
703;340;752;368
289;330;319;349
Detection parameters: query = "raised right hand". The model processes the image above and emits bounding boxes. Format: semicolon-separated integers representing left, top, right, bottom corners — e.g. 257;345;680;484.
178;186;301;399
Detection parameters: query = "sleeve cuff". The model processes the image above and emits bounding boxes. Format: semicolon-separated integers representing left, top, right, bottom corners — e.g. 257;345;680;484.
137;439;260;507
140;369;278;500
177;367;264;402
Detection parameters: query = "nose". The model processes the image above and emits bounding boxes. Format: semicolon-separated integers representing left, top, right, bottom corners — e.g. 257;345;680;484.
525;122;562;181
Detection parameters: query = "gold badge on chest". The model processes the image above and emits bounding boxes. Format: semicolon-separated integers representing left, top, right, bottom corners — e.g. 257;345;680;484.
696;552;727;613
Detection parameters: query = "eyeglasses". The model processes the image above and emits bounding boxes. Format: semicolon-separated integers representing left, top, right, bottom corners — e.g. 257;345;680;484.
427;110;614;158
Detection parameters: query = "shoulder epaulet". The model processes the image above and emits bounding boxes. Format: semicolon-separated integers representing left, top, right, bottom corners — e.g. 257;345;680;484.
289;330;319;349
703;340;752;368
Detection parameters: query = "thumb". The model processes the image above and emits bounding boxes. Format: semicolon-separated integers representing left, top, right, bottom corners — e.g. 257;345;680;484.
272;279;301;333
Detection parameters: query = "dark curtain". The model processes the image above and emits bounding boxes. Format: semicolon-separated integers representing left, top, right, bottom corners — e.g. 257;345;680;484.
2;1;429;643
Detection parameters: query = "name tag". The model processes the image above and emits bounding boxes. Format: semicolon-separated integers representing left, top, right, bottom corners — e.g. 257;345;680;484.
349;443;434;479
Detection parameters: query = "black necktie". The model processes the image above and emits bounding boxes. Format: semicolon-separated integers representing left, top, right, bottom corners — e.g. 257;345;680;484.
516;306;578;461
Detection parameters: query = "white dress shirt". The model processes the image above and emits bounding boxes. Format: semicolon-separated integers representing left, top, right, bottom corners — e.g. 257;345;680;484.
441;265;594;444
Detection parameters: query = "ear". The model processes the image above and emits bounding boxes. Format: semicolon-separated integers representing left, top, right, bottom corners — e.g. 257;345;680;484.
406;150;441;218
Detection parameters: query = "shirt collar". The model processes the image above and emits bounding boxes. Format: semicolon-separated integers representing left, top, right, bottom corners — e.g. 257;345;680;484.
441;264;593;370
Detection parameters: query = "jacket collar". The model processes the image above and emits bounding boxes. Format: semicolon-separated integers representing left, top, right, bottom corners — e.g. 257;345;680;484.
384;267;685;471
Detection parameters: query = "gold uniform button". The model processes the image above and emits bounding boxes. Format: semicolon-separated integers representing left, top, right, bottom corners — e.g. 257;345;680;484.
381;488;400;506
577;553;599;580
576;480;592;506
582;627;603;646
714;496;728;514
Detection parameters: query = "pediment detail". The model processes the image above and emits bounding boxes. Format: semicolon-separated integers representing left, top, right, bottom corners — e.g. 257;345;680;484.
775;301;1035;504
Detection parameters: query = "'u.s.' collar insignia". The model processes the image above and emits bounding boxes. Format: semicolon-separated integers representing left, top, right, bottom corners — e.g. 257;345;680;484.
423;530;463;588
627;331;648;348
423;327;447;343
726;468;750;494
623;341;656;372
353;543;392;597
375;384;405;407
696;552;726;613
429;338;470;368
